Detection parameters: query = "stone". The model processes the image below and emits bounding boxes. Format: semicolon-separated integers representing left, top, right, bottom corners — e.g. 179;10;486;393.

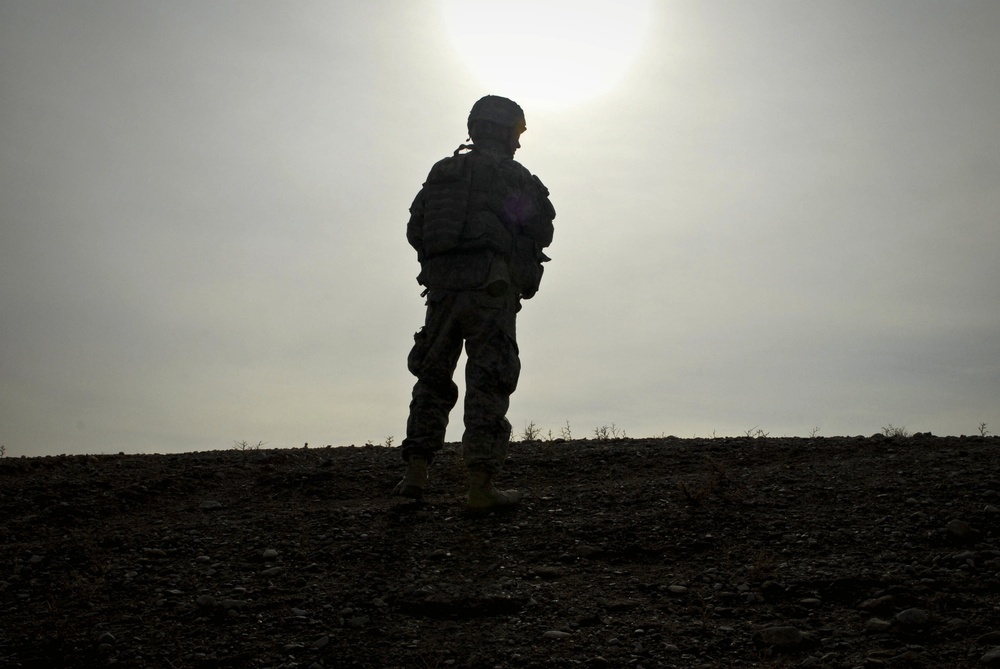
571;545;600;558
761;626;802;645
866;618;892;632
981;646;1000;665
895;608;930;626
946;519;975;540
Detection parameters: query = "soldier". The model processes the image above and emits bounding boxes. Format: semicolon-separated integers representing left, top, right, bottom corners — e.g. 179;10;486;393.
394;95;555;510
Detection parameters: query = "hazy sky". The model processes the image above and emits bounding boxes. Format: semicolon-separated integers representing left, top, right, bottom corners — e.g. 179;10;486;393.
2;1;998;457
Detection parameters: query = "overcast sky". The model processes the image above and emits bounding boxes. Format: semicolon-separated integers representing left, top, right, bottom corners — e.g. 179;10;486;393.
2;1;998;457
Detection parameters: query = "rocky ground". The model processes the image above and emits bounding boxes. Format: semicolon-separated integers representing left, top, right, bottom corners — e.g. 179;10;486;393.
2;435;1000;668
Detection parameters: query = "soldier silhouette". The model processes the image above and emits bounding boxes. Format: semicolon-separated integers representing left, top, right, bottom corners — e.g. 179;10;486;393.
394;95;555;510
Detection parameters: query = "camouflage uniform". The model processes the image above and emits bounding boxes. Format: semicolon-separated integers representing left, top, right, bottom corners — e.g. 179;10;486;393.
401;113;554;476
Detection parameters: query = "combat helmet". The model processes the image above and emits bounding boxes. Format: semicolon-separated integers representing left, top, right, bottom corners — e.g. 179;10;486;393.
467;95;526;135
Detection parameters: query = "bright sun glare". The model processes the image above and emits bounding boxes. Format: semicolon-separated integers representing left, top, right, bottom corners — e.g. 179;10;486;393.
441;0;652;109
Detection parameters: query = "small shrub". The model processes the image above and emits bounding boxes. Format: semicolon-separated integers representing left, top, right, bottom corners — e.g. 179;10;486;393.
979;422;990;437
233;440;265;452
559;420;573;441
881;424;911;438
594;423;625;440
521;421;541;442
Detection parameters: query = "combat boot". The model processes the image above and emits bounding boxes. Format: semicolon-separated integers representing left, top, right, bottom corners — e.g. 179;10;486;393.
393;456;428;499
467;471;521;510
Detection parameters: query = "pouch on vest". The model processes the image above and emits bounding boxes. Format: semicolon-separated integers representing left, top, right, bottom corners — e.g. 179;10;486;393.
509;235;548;299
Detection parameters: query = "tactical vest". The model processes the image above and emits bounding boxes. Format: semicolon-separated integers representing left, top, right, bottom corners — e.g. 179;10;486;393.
414;149;553;295
419;151;513;259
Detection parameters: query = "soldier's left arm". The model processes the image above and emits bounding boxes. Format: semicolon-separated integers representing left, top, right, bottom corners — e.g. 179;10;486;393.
523;174;555;249
406;189;427;262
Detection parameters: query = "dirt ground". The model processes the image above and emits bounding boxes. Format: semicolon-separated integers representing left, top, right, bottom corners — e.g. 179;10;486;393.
2;434;1000;668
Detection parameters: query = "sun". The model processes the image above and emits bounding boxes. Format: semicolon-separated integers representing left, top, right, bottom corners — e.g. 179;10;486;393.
440;0;652;109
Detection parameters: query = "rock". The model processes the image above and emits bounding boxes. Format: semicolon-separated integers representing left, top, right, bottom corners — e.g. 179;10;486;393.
543;630;572;639
982;646;1000;665
571;545;600;558
946;519;976;541
895;608;930;626
312;635;330;649
866;618;892;632
606;599;639;611
894;650;926;663
200;501;223;510
859;595;895;612
196;595;216;608
761;626;802;646
667;585;688;595
260;566;283;576
761;581;786;599
262;548;279;560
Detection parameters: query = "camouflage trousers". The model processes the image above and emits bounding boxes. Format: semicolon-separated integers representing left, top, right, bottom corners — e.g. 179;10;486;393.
401;287;521;475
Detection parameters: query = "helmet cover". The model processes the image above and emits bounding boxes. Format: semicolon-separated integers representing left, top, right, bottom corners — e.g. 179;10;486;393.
467;95;526;134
